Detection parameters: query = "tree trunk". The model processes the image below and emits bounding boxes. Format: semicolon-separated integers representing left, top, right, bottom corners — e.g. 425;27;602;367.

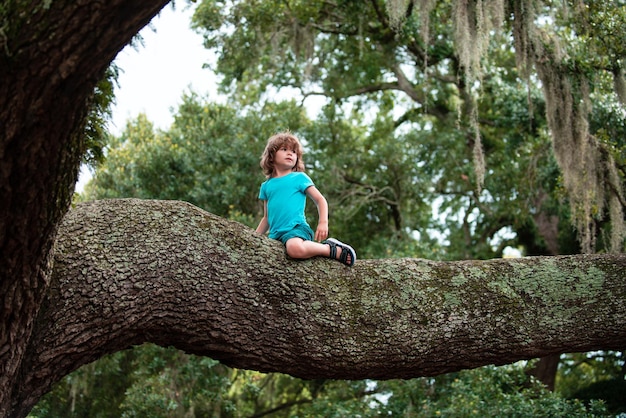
0;2;169;416
519;192;564;389
14;198;626;417
529;354;561;391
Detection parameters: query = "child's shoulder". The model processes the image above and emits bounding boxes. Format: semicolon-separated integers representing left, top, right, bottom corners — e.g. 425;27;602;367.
291;171;313;184
292;171;310;179
268;172;310;181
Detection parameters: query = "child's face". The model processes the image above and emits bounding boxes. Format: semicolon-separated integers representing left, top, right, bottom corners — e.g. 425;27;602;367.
274;145;297;170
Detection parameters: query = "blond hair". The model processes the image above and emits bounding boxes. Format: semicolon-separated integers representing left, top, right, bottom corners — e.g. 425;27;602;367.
260;131;305;177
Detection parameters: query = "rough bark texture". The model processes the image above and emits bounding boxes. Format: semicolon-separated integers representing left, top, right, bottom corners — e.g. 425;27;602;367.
0;1;169;417
17;198;626;416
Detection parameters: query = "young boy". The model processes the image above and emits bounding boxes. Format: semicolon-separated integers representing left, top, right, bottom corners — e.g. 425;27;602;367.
255;131;356;266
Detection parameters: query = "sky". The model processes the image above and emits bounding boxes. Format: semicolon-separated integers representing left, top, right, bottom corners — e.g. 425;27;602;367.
78;3;215;189
109;3;216;135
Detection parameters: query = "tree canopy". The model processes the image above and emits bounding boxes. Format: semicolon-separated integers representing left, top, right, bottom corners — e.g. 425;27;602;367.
193;0;626;254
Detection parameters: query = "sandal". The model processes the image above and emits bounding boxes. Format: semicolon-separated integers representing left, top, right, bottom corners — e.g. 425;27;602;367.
324;238;356;266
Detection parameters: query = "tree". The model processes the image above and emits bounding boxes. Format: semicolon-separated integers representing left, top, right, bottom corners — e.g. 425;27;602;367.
2;1;626;417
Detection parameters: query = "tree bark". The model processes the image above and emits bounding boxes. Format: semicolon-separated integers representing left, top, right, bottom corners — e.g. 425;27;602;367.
528;354;561;391
15;198;626;417
0;1;169;417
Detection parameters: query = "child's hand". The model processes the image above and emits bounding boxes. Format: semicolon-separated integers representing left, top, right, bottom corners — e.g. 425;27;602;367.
315;222;328;242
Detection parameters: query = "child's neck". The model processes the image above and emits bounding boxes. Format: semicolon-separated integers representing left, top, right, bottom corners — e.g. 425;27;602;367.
273;167;293;178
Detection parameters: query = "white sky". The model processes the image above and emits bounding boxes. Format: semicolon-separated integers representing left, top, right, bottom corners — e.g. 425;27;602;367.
109;3;217;136
78;3;215;189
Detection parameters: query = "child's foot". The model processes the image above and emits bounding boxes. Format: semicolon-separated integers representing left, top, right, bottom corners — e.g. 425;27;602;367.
324;238;356;266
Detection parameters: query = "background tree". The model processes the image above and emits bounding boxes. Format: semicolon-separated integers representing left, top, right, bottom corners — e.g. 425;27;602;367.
85;95;308;220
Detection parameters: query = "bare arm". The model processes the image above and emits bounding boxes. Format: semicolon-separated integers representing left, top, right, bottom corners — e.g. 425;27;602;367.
256;200;269;235
306;186;329;242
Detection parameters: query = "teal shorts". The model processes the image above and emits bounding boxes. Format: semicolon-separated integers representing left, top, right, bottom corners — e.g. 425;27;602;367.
275;224;314;245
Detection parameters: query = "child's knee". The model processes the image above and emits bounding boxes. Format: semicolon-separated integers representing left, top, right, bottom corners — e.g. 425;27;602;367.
286;239;306;258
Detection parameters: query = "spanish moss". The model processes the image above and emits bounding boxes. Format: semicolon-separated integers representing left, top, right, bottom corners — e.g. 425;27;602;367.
387;0;625;253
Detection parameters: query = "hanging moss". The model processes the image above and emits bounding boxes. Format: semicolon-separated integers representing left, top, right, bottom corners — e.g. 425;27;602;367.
386;0;411;31
452;1;506;192
385;1;625;252
527;11;625;253
604;149;625;252
510;0;534;79
453;0;504;82
454;0;626;253
536;58;592;251
471;105;485;192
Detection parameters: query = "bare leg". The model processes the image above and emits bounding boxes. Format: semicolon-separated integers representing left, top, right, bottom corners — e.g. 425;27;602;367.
285;238;329;259
285;238;352;264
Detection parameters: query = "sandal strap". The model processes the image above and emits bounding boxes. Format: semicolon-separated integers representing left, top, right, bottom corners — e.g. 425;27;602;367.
325;240;337;259
338;247;350;264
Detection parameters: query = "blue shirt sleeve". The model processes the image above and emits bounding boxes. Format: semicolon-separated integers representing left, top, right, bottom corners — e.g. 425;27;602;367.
259;180;268;200
299;173;314;192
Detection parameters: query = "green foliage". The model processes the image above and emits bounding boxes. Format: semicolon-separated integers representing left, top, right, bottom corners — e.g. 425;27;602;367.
83;94;308;227
571;379;626;415
374;365;610;417
561;1;626;78
82;114;185;202
558;352;626;414
30;350;136;418
119;345;233;417
82;64;119;168
30;345;234;418
33;357;611;417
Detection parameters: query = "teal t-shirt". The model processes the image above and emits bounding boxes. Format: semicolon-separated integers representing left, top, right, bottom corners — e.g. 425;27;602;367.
259;172;314;240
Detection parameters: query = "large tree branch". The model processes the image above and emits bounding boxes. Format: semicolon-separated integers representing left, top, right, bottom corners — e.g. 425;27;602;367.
20;199;626;409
